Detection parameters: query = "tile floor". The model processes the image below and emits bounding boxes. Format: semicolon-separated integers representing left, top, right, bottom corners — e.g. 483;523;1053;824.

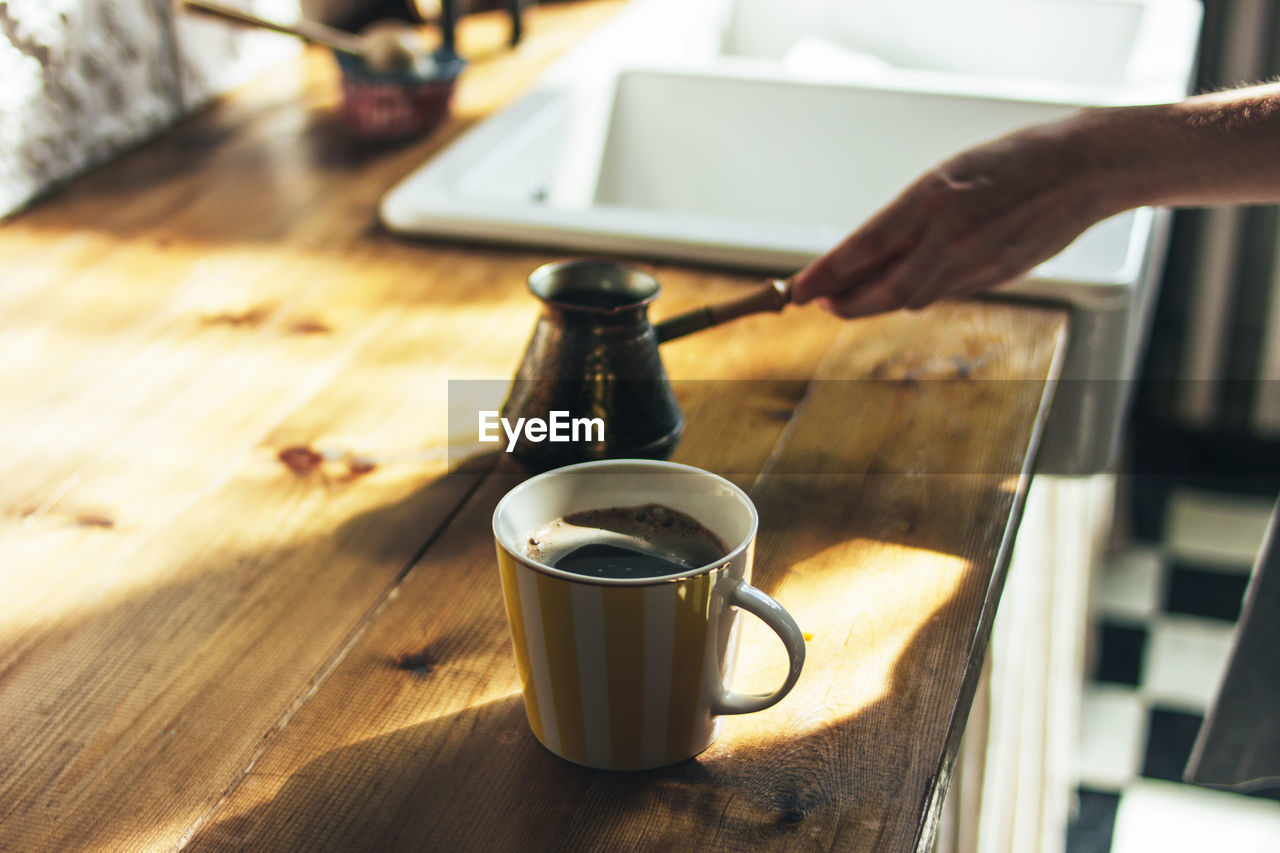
1066;487;1280;852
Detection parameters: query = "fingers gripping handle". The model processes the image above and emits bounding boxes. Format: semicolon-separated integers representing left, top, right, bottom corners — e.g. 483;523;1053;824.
711;578;806;716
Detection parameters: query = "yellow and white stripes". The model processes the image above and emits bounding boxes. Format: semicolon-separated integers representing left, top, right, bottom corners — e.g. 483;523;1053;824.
497;549;722;770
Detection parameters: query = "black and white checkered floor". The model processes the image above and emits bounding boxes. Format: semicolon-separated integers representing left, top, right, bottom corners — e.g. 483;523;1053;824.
1066;487;1280;852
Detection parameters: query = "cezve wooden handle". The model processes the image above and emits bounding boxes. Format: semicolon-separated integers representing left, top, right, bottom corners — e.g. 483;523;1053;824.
653;278;792;343
183;0;365;55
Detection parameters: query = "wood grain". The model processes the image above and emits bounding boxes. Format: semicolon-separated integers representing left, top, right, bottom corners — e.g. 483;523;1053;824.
0;2;1069;851
178;303;1065;853
0;4;625;851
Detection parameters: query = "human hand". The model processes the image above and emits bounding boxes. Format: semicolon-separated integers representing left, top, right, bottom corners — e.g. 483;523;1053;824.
791;118;1116;318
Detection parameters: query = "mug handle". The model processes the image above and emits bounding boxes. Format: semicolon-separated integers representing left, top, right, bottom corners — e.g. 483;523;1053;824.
711;577;806;715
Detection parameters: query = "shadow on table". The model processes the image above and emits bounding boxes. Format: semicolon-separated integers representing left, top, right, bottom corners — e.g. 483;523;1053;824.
182;561;984;853
3;389;1022;851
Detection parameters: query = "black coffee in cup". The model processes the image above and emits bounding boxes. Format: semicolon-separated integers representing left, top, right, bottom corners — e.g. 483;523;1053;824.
525;504;727;579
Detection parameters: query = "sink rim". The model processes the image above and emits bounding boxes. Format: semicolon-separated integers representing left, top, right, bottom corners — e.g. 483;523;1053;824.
714;0;1203;105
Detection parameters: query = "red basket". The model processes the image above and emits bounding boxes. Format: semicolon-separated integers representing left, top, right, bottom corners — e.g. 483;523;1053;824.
335;50;463;142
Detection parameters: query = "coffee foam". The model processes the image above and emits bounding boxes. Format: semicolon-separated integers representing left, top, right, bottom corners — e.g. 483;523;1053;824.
524;504;726;570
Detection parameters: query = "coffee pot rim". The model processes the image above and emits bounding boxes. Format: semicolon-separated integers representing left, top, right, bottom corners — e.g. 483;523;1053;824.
528;258;661;315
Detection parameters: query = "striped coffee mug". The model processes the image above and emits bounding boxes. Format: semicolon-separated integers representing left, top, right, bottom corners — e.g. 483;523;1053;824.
492;459;805;770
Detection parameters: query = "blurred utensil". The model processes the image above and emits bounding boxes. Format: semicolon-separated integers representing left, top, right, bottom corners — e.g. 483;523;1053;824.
183;0;424;73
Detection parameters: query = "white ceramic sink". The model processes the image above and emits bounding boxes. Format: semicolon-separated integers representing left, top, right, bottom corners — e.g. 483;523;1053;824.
384;66;1148;307
382;0;1199;307
380;0;1203;472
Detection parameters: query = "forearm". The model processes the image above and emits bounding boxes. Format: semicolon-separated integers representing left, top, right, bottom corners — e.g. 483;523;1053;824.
792;82;1280;318
1068;82;1280;212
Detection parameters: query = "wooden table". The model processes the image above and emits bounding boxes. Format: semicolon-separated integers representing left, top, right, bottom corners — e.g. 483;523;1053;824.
0;3;1069;850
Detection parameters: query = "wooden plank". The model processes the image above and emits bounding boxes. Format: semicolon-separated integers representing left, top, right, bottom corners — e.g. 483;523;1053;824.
0;4;632;850
723;302;1068;853
0;213;843;853
180;301;1067;853
0;275;505;851
0;0;625;656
